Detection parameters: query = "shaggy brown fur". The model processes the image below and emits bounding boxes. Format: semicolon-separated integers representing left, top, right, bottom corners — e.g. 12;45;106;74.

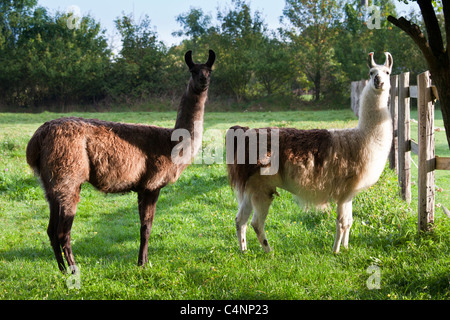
26;50;215;272
227;126;333;196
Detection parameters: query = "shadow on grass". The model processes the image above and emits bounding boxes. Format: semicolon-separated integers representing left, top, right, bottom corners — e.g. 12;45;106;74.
2;171;230;268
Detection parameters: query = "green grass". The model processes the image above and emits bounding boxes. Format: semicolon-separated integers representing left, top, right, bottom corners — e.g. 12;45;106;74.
0;109;449;300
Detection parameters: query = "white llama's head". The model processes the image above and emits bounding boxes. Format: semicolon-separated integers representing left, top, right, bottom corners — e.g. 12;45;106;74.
367;52;393;92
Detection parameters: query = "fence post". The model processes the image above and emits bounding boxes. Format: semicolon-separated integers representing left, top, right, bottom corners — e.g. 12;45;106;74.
417;71;435;232
397;72;411;203
389;75;399;173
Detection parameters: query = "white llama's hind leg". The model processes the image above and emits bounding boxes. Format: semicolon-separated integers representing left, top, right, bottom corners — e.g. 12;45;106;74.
333;200;353;253
250;193;273;253
235;194;253;251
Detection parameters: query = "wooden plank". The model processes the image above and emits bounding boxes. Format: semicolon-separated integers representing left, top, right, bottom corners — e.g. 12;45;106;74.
397;72;411;204
417;71;435;232
436;156;450;170
389;75;399;173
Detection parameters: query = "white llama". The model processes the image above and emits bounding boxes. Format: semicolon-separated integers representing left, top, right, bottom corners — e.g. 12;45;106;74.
227;52;393;253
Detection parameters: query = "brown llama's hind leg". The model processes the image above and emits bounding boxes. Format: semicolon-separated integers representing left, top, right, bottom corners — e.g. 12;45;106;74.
47;197;66;272
59;207;77;270
137;189;160;267
46;190;80;273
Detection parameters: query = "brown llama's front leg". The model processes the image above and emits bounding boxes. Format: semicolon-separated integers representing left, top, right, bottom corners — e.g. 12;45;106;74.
137;189;160;267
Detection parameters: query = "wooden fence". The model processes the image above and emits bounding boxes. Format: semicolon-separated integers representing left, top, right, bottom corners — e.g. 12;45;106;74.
351;71;450;232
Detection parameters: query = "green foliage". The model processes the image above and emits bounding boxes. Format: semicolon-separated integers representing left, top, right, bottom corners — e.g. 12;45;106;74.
108;13;170;102
282;0;344;101
211;0;267;101
0;2;111;107
0;0;435;109
172;7;213;49
251;37;295;96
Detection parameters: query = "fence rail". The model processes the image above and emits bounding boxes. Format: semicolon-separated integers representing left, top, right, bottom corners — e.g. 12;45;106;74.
351;71;450;232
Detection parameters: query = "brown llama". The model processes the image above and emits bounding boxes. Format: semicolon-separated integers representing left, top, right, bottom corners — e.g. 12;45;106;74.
227;52;393;254
26;50;215;272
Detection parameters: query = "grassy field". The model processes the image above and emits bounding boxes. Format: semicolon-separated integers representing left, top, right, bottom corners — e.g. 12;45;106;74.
0;109;449;300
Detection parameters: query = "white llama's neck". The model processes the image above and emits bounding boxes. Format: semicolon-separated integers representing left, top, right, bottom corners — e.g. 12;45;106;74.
357;86;392;142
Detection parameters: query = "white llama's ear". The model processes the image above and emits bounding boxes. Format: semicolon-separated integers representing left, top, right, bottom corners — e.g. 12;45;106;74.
384;52;393;71
367;52;376;69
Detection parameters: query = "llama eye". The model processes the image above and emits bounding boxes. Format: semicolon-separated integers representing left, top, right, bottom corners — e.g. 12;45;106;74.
386;71;390;75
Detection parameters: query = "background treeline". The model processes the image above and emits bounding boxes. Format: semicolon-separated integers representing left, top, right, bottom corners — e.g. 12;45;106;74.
0;0;429;111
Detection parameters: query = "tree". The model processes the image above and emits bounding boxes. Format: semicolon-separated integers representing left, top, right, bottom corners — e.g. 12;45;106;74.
251;36;294;96
0;1;112;108
282;0;343;102
214;0;267;101
172;7;213;49
0;0;39;106
388;0;450;148
0;0;38;47
111;13;167;101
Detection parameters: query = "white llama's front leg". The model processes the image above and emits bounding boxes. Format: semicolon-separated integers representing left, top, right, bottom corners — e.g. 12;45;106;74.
342;202;353;249
250;193;273;253
235;194;253;251
333;200;353;253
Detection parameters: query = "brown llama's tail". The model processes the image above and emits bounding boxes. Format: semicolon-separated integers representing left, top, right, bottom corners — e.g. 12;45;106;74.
26;123;48;176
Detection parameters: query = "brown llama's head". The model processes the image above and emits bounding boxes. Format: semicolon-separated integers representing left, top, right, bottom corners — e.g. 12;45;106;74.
185;50;216;93
367;52;393;91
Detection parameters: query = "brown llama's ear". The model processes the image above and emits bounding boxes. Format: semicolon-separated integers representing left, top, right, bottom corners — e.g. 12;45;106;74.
206;50;216;68
367;52;376;69
185;50;195;69
384;52;393;71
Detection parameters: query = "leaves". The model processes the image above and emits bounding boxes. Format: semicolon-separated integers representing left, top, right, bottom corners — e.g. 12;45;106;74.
0;0;434;108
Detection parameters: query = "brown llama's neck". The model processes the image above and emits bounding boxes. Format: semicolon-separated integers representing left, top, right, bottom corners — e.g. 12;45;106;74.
174;81;208;134
174;81;208;158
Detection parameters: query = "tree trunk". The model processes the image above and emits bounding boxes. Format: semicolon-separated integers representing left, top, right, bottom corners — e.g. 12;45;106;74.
314;70;321;102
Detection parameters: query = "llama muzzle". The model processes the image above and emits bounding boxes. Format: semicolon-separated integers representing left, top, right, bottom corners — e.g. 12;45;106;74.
374;75;384;89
